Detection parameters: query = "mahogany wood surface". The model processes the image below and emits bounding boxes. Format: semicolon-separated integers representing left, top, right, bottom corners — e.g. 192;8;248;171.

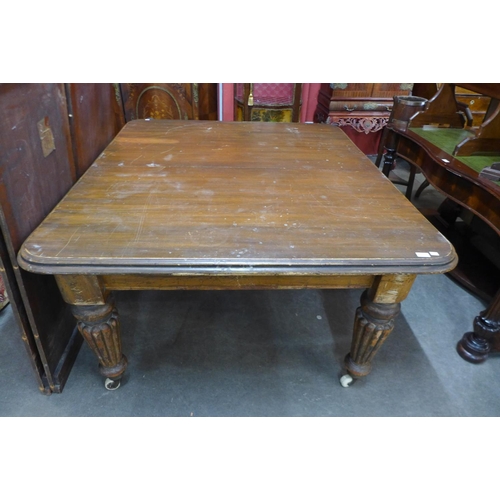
17;120;457;388
19;120;456;275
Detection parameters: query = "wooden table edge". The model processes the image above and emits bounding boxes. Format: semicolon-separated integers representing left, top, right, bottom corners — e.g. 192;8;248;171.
17;248;458;277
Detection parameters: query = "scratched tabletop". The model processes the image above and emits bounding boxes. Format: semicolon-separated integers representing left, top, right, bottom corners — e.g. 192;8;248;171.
18;120;457;275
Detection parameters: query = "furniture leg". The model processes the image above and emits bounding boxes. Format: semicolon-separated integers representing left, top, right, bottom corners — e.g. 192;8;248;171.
377;120;399;177
55;275;127;389
457;288;500;363
382;146;397;177
71;300;128;389
375;127;389;167
414;179;429;199
341;274;416;387
380;133;415;201
437;198;461;227
405;165;417;200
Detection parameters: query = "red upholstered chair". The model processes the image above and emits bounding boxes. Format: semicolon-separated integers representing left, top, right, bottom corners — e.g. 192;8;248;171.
234;83;302;122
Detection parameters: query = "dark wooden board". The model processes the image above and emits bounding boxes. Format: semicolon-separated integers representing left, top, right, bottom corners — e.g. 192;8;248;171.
0;84;81;392
66;83;125;178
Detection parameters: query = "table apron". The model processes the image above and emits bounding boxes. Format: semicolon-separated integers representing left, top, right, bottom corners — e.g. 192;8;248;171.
55;273;417;306
101;274;374;291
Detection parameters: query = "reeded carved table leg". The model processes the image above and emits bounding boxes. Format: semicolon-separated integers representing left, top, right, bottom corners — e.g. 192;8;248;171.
457;288;500;363
55;274;128;390
72;301;128;389
342;274;416;386
345;290;401;378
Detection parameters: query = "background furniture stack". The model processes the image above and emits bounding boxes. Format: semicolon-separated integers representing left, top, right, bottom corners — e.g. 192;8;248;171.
0;83;218;393
0;83;125;393
376;83;500;364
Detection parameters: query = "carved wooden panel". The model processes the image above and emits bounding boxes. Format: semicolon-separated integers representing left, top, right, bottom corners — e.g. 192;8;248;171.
317;83;413;125
120;84;217;122
315;83;413;154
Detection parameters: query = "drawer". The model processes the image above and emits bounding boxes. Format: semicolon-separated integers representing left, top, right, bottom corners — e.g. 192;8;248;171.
328;99;393;113
456;94;492;127
456;94;491;113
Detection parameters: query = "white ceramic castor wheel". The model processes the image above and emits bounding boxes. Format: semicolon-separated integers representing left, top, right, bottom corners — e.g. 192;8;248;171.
104;377;121;391
340;374;354;388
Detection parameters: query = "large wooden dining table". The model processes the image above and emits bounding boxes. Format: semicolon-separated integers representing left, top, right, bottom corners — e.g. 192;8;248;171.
17;120;457;390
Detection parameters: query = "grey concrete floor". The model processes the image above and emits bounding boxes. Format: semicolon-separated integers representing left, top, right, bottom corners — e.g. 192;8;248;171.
1;159;499;416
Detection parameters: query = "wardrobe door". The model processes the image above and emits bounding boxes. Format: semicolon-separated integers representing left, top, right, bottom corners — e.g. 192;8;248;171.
66;83;126;178
0;83;81;393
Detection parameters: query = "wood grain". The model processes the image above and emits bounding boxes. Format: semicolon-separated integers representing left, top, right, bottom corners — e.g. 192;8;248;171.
66;83;125;178
0;83;82;393
18;120;456;276
100;273;374;291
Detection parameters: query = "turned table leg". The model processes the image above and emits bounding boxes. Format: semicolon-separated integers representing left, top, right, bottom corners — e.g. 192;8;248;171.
381;145;397;178
55;275;127;390
71;300;128;389
457;287;500;363
379;125;400;178
341;274;416;387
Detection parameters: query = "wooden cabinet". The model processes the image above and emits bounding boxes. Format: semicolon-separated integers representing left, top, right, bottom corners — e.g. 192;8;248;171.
120;84;218;122
0;83;125;393
317;83;412;131
316;83;413;154
0;84;80;393
66;84;125;178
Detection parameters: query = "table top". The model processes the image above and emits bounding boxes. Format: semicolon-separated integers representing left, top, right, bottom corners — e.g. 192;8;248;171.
18;120;457;276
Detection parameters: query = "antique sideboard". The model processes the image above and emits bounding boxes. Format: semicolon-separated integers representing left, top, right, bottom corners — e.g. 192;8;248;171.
315;83;413;154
